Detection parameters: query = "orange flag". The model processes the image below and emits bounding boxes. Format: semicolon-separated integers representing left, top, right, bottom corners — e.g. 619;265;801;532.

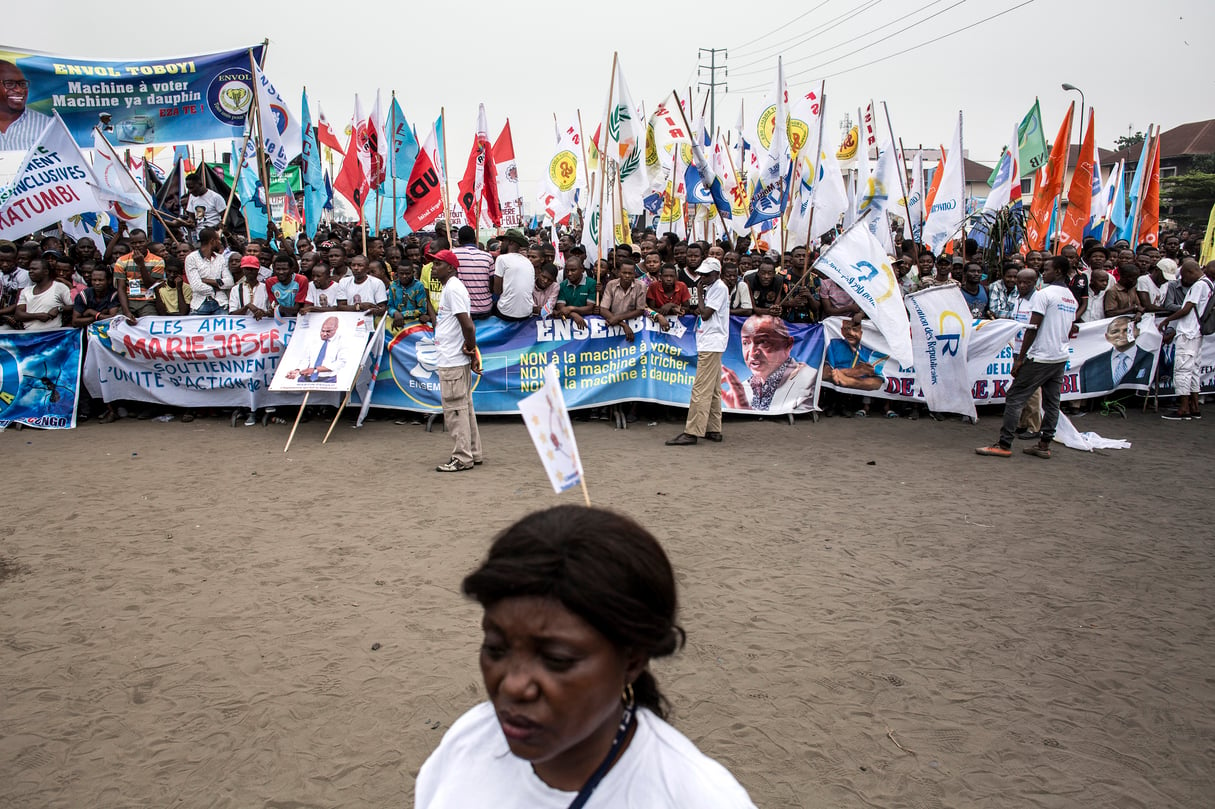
1137;128;1161;246
1058;108;1095;252
924;143;946;214
1026;102;1074;252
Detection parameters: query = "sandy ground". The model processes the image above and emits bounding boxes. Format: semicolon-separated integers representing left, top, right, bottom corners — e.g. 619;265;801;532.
1;404;1213;808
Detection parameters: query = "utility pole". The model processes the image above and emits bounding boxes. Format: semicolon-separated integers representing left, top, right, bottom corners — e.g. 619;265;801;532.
697;48;728;137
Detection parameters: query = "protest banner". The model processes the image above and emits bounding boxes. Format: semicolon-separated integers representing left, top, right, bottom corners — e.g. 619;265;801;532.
0;45;267;147
82;315;302;409
360;315;824;415
0;112;104;240
1147;338;1215;397
0;328;81;429
904;285;977;419
820;313;1163;405
270;311;372;392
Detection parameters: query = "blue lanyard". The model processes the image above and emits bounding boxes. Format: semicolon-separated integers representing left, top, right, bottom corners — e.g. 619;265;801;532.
566;703;636;809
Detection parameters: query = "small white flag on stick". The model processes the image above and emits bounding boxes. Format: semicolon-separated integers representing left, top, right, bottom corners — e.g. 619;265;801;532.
519;363;589;503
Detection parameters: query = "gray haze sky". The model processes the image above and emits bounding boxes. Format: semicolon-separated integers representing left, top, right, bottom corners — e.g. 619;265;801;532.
9;0;1214;207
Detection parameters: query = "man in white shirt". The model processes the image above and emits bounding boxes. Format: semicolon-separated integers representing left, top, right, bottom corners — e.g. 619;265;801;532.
977;256;1079;459
342;255;387;316
184;174;226;231
431;249;483;472
1158;258;1211;420
184;228;233;314
492;229;535;321
667;257;730;445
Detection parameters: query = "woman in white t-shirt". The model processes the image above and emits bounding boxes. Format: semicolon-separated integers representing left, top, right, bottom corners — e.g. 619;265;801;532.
416;506;757;809
8;258;73;331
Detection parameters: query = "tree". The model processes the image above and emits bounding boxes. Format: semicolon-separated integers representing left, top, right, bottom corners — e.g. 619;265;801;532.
1115;131;1145;152
1161;172;1215;224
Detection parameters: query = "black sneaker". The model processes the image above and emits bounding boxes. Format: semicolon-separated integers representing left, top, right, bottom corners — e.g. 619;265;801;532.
1015;428;1040;440
1161;411;1191;421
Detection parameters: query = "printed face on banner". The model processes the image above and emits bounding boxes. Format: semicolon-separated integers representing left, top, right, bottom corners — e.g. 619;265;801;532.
270;311;370;392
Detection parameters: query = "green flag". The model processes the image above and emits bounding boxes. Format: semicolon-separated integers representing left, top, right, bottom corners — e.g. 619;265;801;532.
1017;99;1048;177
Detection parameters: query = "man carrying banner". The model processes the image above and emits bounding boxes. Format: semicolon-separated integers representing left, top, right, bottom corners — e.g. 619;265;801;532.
977;257;1079;459
431;249;483;472
667;257;729;446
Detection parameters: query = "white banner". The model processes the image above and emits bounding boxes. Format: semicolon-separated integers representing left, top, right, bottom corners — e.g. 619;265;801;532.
820;313;1163;405
83;316;307;409
812;219;914;367
270;311;373;392
0;112;104;240
904;284;977;419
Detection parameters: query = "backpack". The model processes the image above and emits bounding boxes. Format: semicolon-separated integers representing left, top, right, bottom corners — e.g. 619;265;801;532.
1201;277;1215;336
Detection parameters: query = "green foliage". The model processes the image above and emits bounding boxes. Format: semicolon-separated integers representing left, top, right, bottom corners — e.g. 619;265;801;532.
1189;154;1215;174
1116;131;1145;152
1162;172;1215;208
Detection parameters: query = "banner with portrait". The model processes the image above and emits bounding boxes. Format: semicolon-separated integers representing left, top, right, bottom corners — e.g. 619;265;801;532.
1147;337;1215;397
269;311;372;392
363;315;825;415
0;45;267;149
0;327;81;429
819;313;1163;405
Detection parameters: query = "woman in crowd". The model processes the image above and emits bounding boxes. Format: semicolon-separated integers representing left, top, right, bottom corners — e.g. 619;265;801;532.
416;505;756;808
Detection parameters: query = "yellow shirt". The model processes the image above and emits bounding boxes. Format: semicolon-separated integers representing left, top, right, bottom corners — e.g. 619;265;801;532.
418;262;443;312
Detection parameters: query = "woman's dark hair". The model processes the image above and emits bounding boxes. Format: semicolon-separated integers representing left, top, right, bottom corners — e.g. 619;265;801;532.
462;505;686;719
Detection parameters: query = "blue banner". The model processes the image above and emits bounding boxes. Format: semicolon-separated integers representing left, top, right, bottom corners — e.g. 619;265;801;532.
0;45;266;147
366;316;825;415
0;328;81;429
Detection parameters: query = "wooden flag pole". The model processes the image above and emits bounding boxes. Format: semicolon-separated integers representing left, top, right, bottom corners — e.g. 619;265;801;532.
247;51;274;238
323;385;357;444
440;107;454;242
596;53;619;297
96;128;181;242
882;101;915;255
284;393;309;452
956;110;966;257
390;91;399;244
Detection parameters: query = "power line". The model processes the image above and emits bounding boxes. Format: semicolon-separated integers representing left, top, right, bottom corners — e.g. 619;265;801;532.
731;1;834;53
730;1;883;70
729;0;953;78
729;0;1034;93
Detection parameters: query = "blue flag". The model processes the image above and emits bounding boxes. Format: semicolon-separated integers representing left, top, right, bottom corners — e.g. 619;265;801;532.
301;90;326;239
388;98;419;182
1118;139;1151;244
233;139;268;240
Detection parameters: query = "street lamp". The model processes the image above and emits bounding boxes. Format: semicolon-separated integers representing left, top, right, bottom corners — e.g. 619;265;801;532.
1061;82;1085;141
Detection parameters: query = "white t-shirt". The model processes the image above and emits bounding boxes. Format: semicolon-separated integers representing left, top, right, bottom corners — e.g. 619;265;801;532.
695;279;731;353
495;253;535;318
227;280;267;313
187;188;227;228
306;280;348;309
18;282;74;331
1174;279;1212;340
415;702;756;809
435;277;472;368
1135;273;1164;306
346;275;388;307
1012;294;1034;352
1026;283;1078;363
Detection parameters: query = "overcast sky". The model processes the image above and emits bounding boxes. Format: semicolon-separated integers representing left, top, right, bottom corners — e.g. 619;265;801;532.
8;0;1213;204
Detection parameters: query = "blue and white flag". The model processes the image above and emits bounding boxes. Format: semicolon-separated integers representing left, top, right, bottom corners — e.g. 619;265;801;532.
301;90;326;239
252;62;301;173
905;284;976;419
0;328;82;430
745;58;790;227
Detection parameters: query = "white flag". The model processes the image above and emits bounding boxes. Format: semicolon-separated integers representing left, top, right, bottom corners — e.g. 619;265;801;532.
857;142;900;253
538;119;583;222
921;113;965;255
813;217;914;368
600;56;649;213
0;112;104;241
903;148;925;241
91;129;148;216
252;62;302;173
808;109;849;238
518;364;586;494
982;123;1020;215
904;284;977;419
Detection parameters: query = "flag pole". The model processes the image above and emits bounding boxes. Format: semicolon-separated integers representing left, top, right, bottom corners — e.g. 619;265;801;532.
575;108;592;238
440;107;454;243
390;91;399;245
882;101;914;255
93;127;181;241
247;50;274;246
284;392;309;452
957;110;966;258
596;52;619;297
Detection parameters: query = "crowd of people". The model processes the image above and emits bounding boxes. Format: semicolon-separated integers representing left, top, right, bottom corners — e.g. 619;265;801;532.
1;207;1212;436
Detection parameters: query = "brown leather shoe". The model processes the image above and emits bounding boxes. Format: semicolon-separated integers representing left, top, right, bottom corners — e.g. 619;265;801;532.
665;433;698;446
704;431;723;442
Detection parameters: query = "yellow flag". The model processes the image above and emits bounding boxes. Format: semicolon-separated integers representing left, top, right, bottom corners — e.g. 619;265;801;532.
1201;201;1215;265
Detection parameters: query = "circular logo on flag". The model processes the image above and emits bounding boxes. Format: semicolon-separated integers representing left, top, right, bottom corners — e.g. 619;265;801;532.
679;144;694;167
661;195;683;222
549;150;578;192
208;68;254;126
270;103;290;136
788;118;809;155
757;104;777;150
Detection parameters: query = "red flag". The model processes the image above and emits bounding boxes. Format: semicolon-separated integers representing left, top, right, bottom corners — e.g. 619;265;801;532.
333;124;367;209
1137;129;1161;246
333;95;388;208
1059;107;1095;252
317;105;346;154
1026;102;1074;252
403;148;444;231
457;103;501;228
